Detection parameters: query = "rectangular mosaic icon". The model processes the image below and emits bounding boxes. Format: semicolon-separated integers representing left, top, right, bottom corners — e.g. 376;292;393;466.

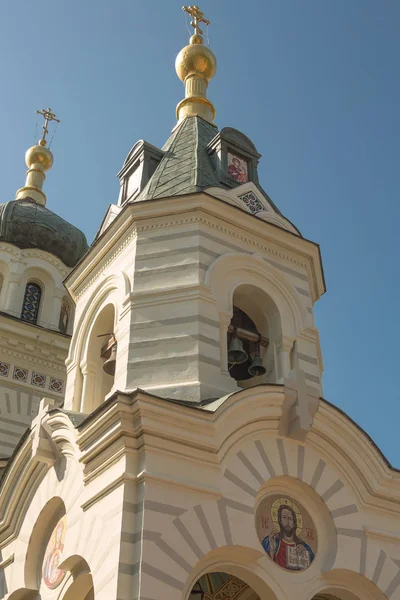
13;366;28;382
32;372;46;388
0;362;10;377
49;378;64;394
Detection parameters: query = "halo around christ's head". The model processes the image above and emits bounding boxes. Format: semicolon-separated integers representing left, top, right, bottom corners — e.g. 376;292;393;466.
271;497;303;537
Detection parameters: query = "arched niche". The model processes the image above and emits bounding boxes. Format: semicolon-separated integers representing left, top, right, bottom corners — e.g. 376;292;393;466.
227;283;282;386
24;497;66;591
59;296;73;335
80;302;116;413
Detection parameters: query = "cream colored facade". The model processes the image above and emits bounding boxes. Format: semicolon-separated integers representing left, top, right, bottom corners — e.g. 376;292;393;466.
0;242;72;459
1;10;399;600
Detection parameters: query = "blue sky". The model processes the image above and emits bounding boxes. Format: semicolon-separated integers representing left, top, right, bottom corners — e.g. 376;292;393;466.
1;1;399;463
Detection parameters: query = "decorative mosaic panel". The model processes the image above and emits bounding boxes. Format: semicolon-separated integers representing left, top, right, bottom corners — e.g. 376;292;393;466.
49;378;64;394
0;362;10;378
32;372;46;388
227;152;248;183
21;282;42;324
256;494;317;571
13;366;28;382
238;191;265;214
42;515;66;589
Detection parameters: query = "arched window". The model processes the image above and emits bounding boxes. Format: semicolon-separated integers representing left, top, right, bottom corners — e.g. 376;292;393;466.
21;282;42;324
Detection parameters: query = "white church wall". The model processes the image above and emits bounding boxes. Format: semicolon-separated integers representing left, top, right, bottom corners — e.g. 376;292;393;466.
2;387;400;600
64;194;324;408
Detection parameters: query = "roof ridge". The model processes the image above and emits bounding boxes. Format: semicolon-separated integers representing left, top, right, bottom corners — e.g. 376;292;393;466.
193;117;201;191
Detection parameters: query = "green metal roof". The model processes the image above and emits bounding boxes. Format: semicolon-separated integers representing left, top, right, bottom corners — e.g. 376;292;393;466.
137;116;220;200
0;198;88;267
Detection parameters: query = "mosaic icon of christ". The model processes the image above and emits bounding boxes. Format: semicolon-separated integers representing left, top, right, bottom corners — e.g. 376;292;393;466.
262;503;314;570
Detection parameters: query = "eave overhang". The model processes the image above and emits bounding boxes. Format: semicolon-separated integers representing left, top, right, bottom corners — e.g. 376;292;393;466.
65;192;326;303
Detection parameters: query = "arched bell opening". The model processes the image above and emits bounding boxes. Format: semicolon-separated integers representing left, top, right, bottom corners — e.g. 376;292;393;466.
80;303;116;413
227;284;281;388
188;572;260;600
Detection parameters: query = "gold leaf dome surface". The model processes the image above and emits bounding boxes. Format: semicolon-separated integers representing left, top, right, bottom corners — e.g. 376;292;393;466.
25;144;53;171
175;36;217;82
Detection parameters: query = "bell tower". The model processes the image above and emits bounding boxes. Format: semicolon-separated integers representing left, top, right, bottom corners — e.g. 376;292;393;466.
63;7;325;414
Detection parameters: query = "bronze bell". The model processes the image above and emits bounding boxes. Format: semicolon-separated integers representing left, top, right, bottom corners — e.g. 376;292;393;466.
103;343;117;376
248;353;266;377
228;336;248;365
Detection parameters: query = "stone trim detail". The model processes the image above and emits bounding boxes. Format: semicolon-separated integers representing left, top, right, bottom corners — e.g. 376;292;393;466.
74;215;310;300
0;362;10;377
0;360;63;395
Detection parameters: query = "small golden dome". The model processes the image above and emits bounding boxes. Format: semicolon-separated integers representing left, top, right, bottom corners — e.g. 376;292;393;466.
25;144;54;171
175;36;217;82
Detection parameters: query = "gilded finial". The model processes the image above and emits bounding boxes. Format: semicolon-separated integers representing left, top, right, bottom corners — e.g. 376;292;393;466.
176;6;216;124
16;108;59;206
182;5;210;40
35;108;60;147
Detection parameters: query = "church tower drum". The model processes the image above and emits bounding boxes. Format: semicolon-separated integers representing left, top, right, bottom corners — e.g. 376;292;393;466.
63;8;324;415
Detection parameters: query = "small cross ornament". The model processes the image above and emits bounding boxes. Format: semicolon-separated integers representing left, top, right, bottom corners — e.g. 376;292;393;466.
36;107;60;146
182;5;210;36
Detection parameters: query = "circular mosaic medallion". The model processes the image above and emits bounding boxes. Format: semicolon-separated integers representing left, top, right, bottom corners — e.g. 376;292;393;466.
42;515;66;589
256;495;317;571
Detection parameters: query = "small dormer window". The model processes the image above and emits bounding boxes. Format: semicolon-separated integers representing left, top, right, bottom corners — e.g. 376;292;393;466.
207;127;261;189
227;151;248;184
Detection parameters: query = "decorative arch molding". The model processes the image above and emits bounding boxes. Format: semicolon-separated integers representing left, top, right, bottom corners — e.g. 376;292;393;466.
306;568;389;600
2;414;122;599
6;590;39;600
57;569;94;600
182;547;282;600
125;389;400;600
205;384;400;512
66;272;127;370
0;411;79;544
0;242;70;277
24;496;66;589
206;252;308;339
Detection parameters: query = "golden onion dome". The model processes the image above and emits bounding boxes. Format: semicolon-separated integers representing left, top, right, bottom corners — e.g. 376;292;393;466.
25;143;54;171
175;35;217;83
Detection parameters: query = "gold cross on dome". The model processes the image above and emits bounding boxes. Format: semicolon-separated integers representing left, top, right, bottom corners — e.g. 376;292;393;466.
36;107;60;146
182;5;210;36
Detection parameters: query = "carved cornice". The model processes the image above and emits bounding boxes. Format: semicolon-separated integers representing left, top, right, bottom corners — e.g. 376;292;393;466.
0;331;68;372
0;242;70;276
73;213;312;302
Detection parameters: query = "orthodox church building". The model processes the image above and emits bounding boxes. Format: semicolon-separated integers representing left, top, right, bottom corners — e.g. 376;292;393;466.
1;7;400;600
